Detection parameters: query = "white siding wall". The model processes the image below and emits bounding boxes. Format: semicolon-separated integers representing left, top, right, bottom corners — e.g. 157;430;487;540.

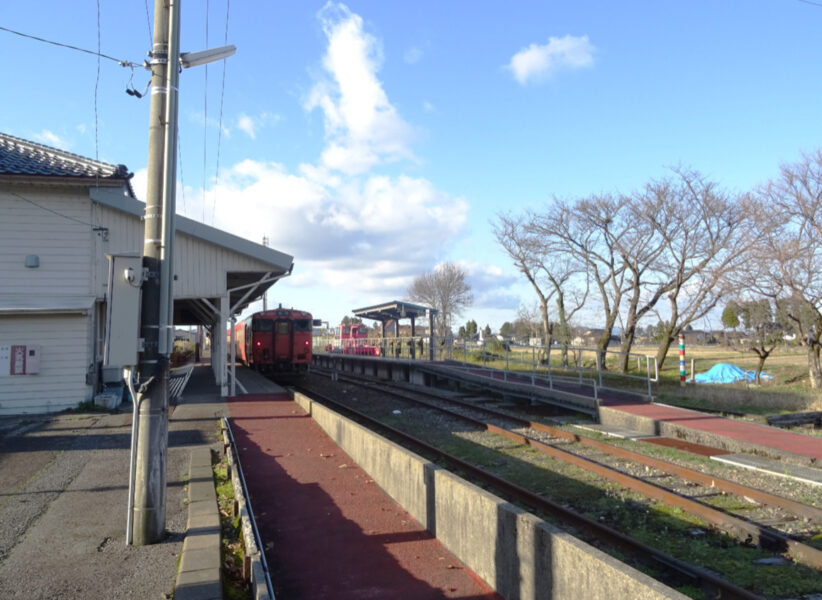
0;185;278;414
0;314;92;414
0;187;94;295
95;204;275;299
174;233;274;298
95;203;143;298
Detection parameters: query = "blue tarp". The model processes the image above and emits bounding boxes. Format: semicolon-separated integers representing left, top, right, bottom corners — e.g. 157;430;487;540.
694;362;772;384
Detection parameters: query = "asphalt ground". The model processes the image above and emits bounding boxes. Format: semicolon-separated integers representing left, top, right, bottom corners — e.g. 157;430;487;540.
0;365;224;600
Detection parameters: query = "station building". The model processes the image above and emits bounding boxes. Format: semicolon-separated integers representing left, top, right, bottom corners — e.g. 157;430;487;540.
0;132;291;414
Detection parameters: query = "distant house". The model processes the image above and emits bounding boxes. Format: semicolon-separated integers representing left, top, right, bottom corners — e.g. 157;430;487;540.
0;132;292;414
571;329;620;347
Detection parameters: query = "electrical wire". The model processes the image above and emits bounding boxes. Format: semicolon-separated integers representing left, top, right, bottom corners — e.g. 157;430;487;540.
178;126;187;216
202;0;210;223
796;0;822;6
94;0;102;171
0;24;140;67
212;0;231;227
144;0;153;45
5;190;106;232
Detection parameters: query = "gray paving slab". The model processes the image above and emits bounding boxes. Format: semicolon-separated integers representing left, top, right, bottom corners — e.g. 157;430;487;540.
711;453;822;486
174;568;223;600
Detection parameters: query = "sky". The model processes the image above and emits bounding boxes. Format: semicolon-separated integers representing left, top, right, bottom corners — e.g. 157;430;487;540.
2;1;822;331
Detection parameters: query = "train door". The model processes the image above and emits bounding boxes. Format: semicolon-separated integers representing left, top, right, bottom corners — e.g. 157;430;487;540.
252;317;274;369
274;319;293;365
243;322;252;365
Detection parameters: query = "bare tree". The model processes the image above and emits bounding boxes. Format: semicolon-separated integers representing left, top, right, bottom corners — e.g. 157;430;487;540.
753;150;822;388
493;212;587;361
646;169;750;369
407;262;473;340
532;194;630;369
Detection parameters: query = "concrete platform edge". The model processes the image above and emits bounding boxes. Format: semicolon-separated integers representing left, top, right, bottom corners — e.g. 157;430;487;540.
293;391;687;600
599;405;820;468
174;447;222;600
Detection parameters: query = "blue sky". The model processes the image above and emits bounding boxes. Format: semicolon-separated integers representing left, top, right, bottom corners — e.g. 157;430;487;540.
2;1;821;330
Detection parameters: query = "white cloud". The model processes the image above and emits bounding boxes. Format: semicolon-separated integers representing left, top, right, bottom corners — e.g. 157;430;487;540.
404;45;423;65
508;35;595;85
423;101;435;113
237;114;257;139
196;159;468;299
236;112;281;140
305;2;415;175
34;129;70;149
173;4;471;314
459;260;520;310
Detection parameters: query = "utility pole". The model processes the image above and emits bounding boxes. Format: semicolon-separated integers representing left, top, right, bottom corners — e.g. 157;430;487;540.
131;0;180;546
129;0;235;546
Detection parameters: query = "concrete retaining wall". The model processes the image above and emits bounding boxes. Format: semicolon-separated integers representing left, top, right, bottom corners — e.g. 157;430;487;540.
293;392;686;600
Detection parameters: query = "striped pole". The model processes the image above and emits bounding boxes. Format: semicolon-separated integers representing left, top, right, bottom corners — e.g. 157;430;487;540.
679;333;686;387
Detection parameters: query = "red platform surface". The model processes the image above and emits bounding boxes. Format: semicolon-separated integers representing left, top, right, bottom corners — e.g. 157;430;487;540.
608;401;822;461
228;393;501;600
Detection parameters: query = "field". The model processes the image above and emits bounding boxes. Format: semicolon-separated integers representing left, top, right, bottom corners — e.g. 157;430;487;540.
634;343;822;415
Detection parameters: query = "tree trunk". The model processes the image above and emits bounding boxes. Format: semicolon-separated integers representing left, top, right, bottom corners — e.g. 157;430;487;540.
656;333;675;371
808;343;822;389
617;324;637;373
755;355;766;385
539;300;552;364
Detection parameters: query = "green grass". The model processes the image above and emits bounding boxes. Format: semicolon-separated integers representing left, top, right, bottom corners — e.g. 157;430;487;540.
212;450;250;600
391;421;822;598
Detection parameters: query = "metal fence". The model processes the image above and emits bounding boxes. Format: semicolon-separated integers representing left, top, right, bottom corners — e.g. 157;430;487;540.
316;336;659;398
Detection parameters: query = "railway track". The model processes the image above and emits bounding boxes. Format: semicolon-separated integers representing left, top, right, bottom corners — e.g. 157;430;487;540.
294;370;822;599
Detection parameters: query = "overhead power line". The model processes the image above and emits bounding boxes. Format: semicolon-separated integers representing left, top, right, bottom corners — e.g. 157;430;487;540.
213;0;231;227
0;24;141;68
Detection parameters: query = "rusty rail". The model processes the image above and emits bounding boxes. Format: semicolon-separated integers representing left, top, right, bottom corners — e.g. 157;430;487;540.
295;384;766;600
330;374;822;571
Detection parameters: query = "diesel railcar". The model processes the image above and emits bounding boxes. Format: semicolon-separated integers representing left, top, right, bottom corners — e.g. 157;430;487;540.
234;307;313;373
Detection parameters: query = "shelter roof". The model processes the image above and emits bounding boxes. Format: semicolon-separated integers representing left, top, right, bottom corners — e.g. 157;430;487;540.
89;188;293;272
353;300;436;323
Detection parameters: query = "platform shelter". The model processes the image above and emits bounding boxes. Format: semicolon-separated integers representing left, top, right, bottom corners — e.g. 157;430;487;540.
352;301;437;360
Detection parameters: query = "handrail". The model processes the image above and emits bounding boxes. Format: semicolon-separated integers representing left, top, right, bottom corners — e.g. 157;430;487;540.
315;336;658;400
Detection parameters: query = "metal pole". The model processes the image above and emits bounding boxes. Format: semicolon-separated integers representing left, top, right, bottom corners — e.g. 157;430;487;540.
230;317;236;396
132;0;178;546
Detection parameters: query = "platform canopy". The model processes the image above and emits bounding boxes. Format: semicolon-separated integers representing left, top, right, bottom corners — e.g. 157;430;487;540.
353;300;437;324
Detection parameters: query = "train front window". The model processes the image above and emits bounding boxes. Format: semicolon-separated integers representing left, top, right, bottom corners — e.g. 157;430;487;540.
252;319;274;332
294;319;311;332
277;321;290;334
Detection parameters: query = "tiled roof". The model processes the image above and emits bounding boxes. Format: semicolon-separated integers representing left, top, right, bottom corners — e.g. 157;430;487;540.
0;131;131;180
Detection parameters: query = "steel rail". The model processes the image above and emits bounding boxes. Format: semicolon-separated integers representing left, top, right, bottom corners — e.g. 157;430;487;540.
408;382;822;524
294;384;765;600
347;373;822;523
325;373;822;571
